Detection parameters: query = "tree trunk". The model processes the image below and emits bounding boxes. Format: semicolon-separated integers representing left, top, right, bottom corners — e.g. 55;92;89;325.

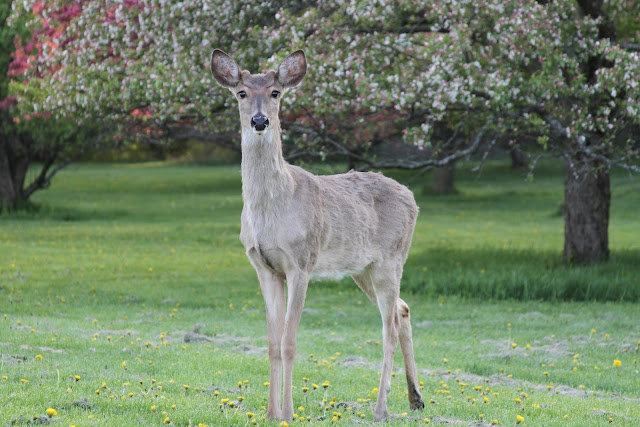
0;134;18;212
0;130;32;212
563;160;610;264
433;162;457;194
510;146;527;169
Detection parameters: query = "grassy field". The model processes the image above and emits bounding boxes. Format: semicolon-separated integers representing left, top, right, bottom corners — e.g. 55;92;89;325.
1;161;639;426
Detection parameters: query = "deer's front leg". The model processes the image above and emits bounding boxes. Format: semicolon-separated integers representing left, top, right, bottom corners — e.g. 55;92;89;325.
281;269;309;420
253;262;286;420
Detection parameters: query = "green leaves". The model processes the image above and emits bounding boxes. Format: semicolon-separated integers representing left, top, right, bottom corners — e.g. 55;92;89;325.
5;0;639;171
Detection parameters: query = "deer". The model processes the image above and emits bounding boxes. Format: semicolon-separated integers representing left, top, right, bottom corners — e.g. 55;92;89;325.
210;49;425;422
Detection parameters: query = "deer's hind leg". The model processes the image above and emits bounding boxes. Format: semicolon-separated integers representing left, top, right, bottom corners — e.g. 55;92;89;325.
397;297;424;410
353;264;400;422
353;263;423;421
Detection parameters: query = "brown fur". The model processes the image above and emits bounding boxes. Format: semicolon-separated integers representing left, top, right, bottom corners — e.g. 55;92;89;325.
211;49;424;422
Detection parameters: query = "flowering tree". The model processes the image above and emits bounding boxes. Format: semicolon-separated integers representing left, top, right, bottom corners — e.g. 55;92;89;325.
8;0;640;264
0;1;100;211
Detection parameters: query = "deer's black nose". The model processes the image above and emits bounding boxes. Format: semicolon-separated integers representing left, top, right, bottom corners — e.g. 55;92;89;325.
251;115;269;131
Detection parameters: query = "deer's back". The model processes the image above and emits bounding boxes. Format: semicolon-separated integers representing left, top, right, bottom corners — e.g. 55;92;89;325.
290;167;418;280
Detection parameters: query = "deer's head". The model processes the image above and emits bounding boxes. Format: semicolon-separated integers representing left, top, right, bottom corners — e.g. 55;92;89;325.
211;49;306;136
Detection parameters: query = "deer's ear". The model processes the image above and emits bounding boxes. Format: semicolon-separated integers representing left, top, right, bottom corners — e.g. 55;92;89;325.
277;50;307;88
211;49;241;88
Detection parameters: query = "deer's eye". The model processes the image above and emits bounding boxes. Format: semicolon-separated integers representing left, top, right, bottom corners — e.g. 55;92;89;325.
237;91;247;99
271;90;280;99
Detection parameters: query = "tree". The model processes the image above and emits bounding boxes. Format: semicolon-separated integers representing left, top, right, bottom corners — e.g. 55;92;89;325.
267;0;640;263
1;1;97;212
9;0;640;264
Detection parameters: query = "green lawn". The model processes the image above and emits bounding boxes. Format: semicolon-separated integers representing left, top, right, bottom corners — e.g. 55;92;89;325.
0;161;639;426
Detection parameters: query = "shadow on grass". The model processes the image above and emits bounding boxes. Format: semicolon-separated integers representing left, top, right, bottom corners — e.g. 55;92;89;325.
403;247;640;302
0;202;129;222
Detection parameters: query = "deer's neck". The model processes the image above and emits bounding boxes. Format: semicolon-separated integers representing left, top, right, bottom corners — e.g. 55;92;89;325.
240;127;293;216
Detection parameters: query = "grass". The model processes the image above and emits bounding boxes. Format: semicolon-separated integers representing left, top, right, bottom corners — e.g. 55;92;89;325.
0;160;639;426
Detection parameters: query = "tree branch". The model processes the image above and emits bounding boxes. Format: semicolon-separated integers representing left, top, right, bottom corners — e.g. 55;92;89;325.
355;129;487;171
621;42;640;52
23;156;57;199
353;23;448;34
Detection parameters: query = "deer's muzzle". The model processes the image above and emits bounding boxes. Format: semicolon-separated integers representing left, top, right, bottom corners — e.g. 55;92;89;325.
251;115;269;132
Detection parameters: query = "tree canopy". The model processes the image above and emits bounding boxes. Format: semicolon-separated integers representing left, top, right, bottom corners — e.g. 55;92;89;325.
8;0;640;169
5;0;640;262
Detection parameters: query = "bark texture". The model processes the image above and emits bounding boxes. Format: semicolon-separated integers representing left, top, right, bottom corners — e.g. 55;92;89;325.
0;133;19;211
432;163;457;194
563;161;610;264
510;147;527;169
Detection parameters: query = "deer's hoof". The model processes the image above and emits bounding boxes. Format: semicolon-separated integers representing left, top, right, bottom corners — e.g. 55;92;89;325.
410;398;425;411
372;410;389;423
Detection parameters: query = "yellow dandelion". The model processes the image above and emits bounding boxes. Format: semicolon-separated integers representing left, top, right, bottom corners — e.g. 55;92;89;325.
246;412;254;418
322;381;330;389
516;414;524;423
302;387;309;393
35;354;43;360
512;343;517;349
613;360;621;367
45;408;58;417
184;385;190;390
151;405;156;411
263;382;270;387
163;417;170;424
20;378;29;383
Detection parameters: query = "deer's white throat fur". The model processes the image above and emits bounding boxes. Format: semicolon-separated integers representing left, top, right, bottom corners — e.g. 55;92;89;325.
241;127;292;215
